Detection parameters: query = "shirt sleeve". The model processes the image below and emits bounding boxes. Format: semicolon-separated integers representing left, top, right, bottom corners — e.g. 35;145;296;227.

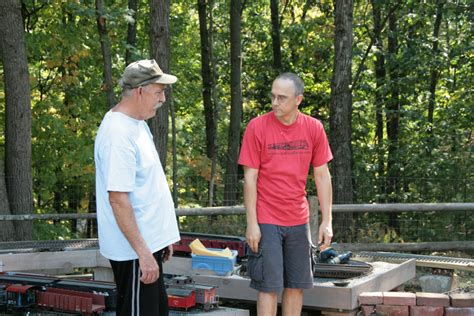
238;120;261;169
311;120;333;167
100;144;137;192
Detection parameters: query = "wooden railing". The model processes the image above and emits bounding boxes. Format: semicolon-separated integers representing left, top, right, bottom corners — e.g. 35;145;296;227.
1;202;472;220
1;201;473;252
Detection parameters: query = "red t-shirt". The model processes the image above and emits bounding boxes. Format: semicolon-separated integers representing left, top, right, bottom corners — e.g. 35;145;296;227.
239;112;333;226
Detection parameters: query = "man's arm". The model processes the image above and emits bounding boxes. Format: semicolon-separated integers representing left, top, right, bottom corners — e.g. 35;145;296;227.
243;166;260;253
108;191;159;284
313;163;333;246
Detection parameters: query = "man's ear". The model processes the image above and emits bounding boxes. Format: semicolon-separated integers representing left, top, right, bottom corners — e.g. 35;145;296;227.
134;86;142;98
296;94;303;106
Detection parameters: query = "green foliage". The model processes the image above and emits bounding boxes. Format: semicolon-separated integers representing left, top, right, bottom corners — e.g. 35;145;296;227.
33;220;73;241
23;2;107;220
350;210;473;244
1;0;471;242
179;215;246;236
351;0;473;204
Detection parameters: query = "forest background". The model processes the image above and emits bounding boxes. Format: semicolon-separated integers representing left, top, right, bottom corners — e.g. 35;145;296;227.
0;0;472;245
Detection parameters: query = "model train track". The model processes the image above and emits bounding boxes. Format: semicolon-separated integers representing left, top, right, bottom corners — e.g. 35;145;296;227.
0;232;248;256
0;272;116;291
0;239;99;253
356;251;474;271
313;260;373;279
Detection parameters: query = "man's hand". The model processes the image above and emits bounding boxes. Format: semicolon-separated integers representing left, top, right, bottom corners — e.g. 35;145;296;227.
243;166;260;254
318;221;333;247
138;252;159;284
163;244;173;262
313;164;333;247
246;223;261;253
109;191;160;284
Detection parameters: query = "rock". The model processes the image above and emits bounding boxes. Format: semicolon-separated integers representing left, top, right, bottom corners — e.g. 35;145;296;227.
419;275;452;293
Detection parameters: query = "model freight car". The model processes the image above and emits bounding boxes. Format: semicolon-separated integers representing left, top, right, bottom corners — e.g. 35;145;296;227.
174;232;248;259
165;275;219;311
0;272;115;314
194;284;218;311
55;278;117;311
6;284;36;308
36;287;106;315
167;288;196;311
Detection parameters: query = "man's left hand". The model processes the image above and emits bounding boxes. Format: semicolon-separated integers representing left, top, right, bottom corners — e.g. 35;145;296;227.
163;245;173;262
318;222;333;247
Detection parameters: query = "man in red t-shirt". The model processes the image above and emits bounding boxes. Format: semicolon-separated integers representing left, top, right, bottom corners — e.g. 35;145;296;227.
239;73;333;316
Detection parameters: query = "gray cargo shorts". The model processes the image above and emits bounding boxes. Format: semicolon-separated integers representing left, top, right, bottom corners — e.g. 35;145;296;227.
247;223;313;293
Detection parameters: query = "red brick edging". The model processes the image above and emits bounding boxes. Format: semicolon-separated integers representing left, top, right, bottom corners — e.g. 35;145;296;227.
358;291;474;316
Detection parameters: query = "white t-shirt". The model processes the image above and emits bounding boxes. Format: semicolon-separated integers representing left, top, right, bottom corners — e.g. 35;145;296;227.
94;111;180;261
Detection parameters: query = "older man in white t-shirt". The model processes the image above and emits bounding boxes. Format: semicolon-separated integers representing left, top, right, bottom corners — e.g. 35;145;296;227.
95;59;180;316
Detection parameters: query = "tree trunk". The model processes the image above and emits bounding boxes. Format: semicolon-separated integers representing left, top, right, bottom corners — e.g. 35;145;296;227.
329;0;354;204
385;11;401;233
270;0;282;72
69;192;78;235
352;4;400;90
170;91;178;207
62;7;81;233
0;161;16;241
198;0;216;161
371;0;386;197
197;0;217;206
125;0;138;65
224;0;243;206
427;1;444;135
87;193;97;238
208;0;219;207
95;0;115;108
149;0;172;169
386;12;400;203
0;0;34;240
329;0;353;241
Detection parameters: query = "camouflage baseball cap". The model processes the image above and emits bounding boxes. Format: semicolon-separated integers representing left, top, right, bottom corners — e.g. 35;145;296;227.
119;59;177;89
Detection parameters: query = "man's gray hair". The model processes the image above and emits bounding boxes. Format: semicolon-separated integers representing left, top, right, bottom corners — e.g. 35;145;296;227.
121;87;134;97
274;72;305;96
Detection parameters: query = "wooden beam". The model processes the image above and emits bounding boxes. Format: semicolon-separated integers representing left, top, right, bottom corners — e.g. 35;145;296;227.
337;241;474;252
0;203;472;221
332;203;474;213
0;249;99;272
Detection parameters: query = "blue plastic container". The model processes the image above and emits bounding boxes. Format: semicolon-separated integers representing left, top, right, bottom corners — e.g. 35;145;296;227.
191;249;238;276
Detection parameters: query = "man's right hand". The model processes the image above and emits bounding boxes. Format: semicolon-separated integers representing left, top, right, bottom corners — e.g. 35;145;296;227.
246;223;261;253
138;252;159;284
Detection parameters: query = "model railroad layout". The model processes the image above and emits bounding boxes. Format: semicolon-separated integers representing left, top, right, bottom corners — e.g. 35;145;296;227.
0;233;248;315
0;273;116;315
0;272;223;315
0;232;381;314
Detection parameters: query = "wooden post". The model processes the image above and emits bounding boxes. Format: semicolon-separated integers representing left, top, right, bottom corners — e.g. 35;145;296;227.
93;267;114;282
308;196;319;244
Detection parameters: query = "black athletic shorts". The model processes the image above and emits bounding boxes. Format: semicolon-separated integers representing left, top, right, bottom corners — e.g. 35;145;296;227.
110;249;168;316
